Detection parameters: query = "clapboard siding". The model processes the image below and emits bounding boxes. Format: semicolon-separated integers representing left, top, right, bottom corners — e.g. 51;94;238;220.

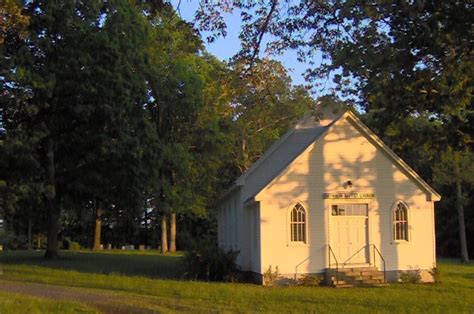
256;116;436;275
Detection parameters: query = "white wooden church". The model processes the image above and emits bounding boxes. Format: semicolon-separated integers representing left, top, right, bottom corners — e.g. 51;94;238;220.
217;105;440;285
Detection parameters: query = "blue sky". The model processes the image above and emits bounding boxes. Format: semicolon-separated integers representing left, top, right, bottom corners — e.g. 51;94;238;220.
171;1;309;87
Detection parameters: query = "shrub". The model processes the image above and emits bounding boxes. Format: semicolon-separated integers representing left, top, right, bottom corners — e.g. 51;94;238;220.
183;241;239;282
0;230;27;250
429;266;442;284
70;241;82;250
62;239;82;250
263;265;280;286
297;274;322;287
400;267;421;283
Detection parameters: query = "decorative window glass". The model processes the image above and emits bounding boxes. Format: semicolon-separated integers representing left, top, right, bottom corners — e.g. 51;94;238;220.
393;202;409;241
331;204;368;216
290;204;306;243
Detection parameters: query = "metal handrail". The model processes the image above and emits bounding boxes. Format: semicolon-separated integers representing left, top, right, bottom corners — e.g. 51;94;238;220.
341;244;369;266
328;244;386;284
328;245;339;285
294;256;310;280
371;244;387;283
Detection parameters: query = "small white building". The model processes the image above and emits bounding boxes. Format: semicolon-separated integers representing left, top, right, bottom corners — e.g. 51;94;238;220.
217;106;440;284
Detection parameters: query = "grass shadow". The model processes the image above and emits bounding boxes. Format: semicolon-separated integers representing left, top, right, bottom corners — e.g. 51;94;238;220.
0;250;184;279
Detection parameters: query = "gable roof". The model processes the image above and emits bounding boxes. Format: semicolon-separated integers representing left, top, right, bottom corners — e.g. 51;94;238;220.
343;111;441;201
236;115;330;185
217;114;338;204
218;110;441;204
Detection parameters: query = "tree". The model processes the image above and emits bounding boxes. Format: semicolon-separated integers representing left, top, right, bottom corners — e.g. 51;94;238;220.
1;0;158;258
195;0;473;262
137;1;243;252
223;58;315;174
0;0;29;45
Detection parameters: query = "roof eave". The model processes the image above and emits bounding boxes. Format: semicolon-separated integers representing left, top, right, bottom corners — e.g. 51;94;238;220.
345;111;442;202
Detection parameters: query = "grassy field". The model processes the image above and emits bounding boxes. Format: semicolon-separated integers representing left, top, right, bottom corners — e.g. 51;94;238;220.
0;250;183;279
0;250;473;313
0;290;97;313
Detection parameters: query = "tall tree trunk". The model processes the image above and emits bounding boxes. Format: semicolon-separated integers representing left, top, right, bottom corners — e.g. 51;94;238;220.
92;206;103;251
45;138;59;259
27;215;32;251
144;201;148;247
161;214;168;253
454;153;469;263
169;212;176;253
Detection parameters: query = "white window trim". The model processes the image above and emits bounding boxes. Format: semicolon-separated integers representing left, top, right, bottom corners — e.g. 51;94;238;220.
287;201;309;247
391;200;411;245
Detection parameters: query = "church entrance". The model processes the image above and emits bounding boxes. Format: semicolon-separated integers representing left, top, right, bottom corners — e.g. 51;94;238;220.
330;203;369;265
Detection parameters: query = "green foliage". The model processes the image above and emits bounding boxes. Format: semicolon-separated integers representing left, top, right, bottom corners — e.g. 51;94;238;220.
263;265;281;287
196;0;474;260
430;266;442;284
1;0;161;256
182;242;239;282
0;228;27;250
399;267;422;284
297;274;323;287
433;148;474;187
223;58;315;174
69;241;82;251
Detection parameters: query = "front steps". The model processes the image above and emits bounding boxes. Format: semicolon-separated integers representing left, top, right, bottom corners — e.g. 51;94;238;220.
326;267;388;288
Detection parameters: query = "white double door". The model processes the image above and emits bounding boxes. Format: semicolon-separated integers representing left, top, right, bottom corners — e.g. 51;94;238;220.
330;214;369;265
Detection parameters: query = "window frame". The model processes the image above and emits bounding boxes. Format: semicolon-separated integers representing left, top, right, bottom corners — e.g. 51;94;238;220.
287;202;309;246
391;201;410;244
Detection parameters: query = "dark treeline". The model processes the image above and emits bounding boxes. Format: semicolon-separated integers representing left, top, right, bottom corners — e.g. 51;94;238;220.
1;1;472;261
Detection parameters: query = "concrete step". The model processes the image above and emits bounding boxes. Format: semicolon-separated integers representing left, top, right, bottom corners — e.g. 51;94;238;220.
357;279;384;285
331;273;383;281
370;275;385;280
351;275;372;281
331;280;348;285
342;267;378;272
360;270;383;276
326;267;388;288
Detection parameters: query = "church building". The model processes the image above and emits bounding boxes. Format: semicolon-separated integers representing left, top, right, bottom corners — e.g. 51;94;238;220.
217;106;440;285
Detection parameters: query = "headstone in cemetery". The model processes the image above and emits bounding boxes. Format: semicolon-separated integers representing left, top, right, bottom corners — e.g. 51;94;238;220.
139;245;145;251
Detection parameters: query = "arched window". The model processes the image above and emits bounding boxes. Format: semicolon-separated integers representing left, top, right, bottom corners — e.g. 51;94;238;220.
290;203;306;243
393;202;409;241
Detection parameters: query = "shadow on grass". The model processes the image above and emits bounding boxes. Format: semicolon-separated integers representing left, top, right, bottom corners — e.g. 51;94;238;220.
0;250;184;279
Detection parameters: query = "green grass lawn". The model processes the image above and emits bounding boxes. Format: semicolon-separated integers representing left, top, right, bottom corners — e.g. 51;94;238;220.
1;250;473;313
0;250;183;279
0;290;97;313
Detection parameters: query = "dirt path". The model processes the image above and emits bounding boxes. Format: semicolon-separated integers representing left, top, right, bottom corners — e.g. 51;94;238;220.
0;279;159;313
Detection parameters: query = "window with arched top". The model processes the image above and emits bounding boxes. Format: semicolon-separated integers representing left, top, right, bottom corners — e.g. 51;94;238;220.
290;203;307;243
393;202;409;241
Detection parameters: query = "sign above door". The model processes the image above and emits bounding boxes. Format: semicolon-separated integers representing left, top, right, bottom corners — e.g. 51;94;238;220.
323;192;375;199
